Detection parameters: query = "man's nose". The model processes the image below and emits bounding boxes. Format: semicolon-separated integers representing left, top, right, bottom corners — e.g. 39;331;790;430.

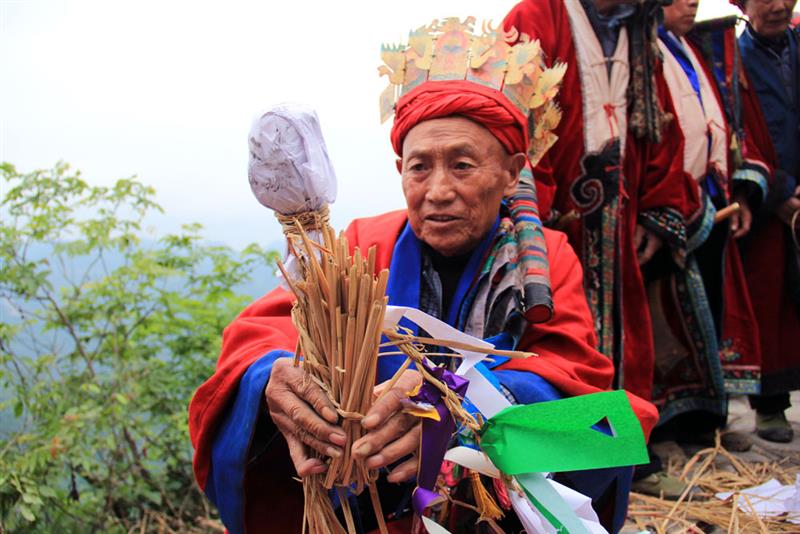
425;165;456;203
769;0;787;13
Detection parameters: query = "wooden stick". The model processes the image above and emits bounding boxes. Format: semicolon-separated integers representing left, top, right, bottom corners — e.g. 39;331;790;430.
552;209;580;230
714;202;740;224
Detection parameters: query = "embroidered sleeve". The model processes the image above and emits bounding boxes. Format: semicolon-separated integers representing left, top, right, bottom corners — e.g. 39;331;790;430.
638;206;688;268
732;160;770;210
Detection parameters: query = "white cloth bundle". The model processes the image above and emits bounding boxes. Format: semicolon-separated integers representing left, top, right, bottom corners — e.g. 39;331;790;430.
248;103;337;215
248;103;338;283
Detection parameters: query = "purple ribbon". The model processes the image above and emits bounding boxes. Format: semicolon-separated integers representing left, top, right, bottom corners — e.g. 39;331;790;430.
410;362;469;514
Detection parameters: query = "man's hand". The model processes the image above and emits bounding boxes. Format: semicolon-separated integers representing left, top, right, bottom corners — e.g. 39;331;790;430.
776;186;800;227
265;358;345;477
730;194;753;239
634;224;663;265
352;370;422;483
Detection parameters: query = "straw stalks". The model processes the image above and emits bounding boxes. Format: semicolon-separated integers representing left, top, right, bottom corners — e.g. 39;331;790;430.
279;221;389;534
627;434;800;533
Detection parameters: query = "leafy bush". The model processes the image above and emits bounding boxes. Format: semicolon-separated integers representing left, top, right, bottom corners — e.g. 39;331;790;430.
0;162;277;532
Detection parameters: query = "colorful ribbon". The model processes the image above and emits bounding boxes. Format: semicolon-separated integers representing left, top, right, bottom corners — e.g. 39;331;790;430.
410;361;469;514
383;306;648;533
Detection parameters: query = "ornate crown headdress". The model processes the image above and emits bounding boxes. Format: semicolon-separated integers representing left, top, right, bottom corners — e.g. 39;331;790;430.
378;17;567;165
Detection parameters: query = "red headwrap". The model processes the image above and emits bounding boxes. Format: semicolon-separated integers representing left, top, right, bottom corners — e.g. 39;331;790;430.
389;80;529;157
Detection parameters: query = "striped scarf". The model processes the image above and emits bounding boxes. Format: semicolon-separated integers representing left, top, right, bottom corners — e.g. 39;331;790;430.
463;167;553;342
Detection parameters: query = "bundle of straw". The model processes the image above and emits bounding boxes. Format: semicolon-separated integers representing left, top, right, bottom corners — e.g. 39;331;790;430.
277;213;535;533
278;220;390;534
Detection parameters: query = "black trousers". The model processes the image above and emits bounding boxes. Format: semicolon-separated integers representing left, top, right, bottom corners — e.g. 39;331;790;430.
749;393;791;414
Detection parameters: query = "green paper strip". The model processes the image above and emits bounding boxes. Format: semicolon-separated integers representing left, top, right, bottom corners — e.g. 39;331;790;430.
480;390;648;475
517;472;591;534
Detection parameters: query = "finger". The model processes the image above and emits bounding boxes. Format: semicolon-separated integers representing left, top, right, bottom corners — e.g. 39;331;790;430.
633;225;645;251
285;371;339;424
733;210;751;238
730;212;740;234
387;456;419;483
272;411;343;459
372;380;390;400
638;239;655;265
270;383;346;446
742;208;752;233
353;411;417;460
362;372;421;430
777;198;800;225
364;423;421;470
285;432;328;477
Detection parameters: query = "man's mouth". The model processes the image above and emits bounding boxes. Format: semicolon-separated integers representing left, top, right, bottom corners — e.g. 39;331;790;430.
426;214;460;223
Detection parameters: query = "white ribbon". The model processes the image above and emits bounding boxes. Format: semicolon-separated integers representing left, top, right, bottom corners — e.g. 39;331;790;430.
382;305;607;533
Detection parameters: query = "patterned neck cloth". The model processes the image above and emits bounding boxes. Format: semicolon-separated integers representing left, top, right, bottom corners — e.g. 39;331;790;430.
461;168;554;342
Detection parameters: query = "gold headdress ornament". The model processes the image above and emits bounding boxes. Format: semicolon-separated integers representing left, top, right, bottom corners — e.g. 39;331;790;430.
378;17;567;166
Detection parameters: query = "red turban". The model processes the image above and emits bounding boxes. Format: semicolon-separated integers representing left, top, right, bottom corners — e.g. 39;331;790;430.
390;80;529;157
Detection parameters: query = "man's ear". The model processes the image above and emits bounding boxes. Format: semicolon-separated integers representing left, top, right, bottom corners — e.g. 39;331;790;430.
503;152;527;197
395;158;403;175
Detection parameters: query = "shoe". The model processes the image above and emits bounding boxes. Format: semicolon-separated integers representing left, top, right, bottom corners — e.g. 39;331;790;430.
631;471;688;500
756;412;794;443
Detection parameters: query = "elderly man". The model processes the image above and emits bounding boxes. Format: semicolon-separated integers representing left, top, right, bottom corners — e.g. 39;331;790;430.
642;0;768;453
189;19;657;534
735;0;800;443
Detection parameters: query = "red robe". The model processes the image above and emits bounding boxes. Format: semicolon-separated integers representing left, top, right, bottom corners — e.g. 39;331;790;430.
189;210;658;532
503;0;699;403
647;32;765;420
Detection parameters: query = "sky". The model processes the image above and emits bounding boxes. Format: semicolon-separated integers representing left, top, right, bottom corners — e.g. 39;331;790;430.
2;0;739;251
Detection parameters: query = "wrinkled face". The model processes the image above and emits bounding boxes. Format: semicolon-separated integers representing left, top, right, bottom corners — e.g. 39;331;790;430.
663;0;699;37
745;0;796;39
398;117;524;257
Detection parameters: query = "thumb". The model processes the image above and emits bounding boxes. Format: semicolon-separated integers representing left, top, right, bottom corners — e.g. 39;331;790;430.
730;212;739;233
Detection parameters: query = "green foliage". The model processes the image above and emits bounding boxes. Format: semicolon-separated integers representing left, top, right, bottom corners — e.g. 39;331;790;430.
0;162;277;532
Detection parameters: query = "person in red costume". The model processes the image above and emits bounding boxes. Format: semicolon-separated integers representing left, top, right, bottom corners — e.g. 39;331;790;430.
189;25;658;534
503;0;699;498
641;0;770;456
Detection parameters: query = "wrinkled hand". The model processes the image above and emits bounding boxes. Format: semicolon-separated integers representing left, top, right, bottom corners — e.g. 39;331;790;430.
634;224;663;265
730;194;752;239
265;358;345;477
776;186;800;227
352;370;422;483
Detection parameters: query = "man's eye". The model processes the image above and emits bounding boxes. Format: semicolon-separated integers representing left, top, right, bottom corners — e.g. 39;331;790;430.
454;161;474;170
408;162;427;172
